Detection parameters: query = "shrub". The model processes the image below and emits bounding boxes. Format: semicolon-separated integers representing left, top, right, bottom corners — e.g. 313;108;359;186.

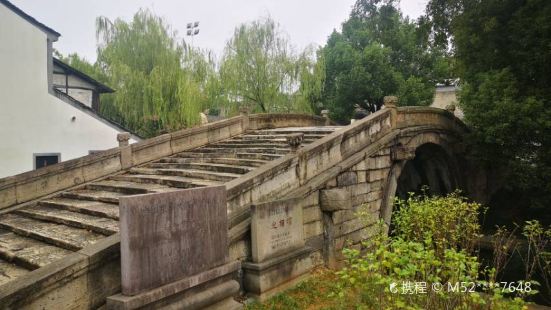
332;193;526;309
392;191;483;257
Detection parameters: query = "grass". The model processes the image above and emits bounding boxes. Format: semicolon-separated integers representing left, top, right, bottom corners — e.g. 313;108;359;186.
244;268;345;310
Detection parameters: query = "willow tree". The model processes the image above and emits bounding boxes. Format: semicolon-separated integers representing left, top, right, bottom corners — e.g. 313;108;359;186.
95;10;203;137
219;17;315;114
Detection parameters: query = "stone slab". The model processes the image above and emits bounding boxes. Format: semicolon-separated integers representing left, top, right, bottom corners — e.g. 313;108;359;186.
242;247;313;298
119;186;228;296
107;261;240;310
319;188;352;211
250;197;304;263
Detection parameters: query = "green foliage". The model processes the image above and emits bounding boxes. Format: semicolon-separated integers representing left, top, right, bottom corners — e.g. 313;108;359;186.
220;17;317;114
393;191;483;257
320;0;449;123
94;10;205;137
67;12;324;136
424;0;551;208
520;220;551;302
331;194;526;309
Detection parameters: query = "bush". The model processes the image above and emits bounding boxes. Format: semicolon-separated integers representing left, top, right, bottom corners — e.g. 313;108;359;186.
332;193;526;309
392;191;483;257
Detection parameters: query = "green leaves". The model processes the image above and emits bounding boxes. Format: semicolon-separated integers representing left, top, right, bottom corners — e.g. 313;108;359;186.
320;0;445;123
219;17;318;114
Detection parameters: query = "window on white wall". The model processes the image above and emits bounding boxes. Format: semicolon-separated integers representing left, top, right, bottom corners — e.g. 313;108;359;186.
34;153;61;169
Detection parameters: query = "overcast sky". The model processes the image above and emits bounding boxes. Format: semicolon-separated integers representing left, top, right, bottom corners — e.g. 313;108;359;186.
11;0;428;62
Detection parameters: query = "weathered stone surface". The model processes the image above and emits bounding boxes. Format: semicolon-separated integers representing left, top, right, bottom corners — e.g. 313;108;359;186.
242;247;313;300
106;261;240;310
320;188;352;211
303;205;322;224
41;198;120;220
16;206;119;235
250;198;304;263
336;171;357;186
0;260;29;286
119;186;228;295
0;214;105;251
0;230;73;268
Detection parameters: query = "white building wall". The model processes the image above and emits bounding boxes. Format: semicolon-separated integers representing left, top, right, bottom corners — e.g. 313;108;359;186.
0;4;135;178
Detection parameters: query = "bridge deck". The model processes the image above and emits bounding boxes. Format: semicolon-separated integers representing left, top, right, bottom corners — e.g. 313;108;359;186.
0;126;340;287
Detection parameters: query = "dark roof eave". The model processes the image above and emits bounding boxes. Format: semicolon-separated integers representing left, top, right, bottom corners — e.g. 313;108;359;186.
53;58;115;93
0;0;61;39
53;89;142;140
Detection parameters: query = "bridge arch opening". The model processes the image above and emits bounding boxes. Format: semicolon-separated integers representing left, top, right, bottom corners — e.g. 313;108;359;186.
381;142;462;226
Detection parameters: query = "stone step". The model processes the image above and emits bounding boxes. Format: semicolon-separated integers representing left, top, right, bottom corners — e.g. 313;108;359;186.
15;206;119;235
110;174;221;189
40;198;119;220
251;128;338;135
235;152;283;161
146;162;253;175
61;190;123;204
161;157;267;167
0;259;29;286
229;136;320;143
207;143;293;149
174;152;282;161
0;230;73;269
0;214;105;251
86;180;171;194
193;147;290;155
239;134;325;140
130;168;240;182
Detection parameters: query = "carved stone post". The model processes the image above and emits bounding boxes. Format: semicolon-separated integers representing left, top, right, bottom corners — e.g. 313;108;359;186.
239;105;249;116
286;133;304;152
321;109;330;126
384;96;398;128
117;132;131;147
239;105;250;131
445;104;456;114
117;132;132;169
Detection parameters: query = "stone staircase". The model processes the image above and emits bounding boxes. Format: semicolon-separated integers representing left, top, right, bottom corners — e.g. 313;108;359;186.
0;127;339;286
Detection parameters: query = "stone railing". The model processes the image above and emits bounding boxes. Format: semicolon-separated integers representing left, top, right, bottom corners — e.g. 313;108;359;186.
226;109;394;233
0;115;248;211
226;105;468;245
0;112;334;212
396;106;468;133
248;113;326;129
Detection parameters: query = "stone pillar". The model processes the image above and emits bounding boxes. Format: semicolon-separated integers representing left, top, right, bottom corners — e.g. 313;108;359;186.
239;105;250;131
117;133;132;169
445;104;456;114
321;109;330;126
117;132;131;147
239;105;250;116
384;96;398;128
286;133;304;152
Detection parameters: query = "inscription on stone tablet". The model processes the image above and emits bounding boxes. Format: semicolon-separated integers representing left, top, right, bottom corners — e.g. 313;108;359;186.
251;197;304;263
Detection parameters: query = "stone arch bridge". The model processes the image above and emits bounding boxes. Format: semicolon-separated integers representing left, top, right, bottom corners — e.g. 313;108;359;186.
0;100;479;308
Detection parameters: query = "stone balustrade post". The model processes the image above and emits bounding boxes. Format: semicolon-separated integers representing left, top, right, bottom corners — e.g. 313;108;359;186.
239;105;250;130
321;109;330;126
117;132;132;169
445;104;456;114
384;96;398;128
117;132;131;147
286;133;304;152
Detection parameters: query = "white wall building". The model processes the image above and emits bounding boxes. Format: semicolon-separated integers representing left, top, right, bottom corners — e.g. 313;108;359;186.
0;0;139;178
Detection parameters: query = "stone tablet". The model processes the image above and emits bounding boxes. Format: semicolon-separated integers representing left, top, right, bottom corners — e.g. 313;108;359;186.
119;186;228;296
251;197;304;263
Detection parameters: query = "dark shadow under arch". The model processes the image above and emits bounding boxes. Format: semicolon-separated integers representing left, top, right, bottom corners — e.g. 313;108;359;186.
381;142;462;226
395;143;460;200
